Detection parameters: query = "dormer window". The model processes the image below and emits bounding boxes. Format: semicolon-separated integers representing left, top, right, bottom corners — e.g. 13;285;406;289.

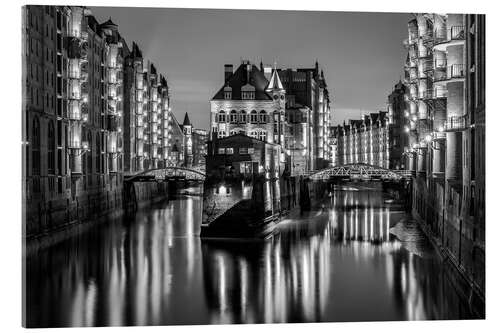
224;86;232;100
242;91;254;100
241;83;255;100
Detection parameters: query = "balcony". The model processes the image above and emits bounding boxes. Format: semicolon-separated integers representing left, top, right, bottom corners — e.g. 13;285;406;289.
444;114;468;131
434;64;465;82
107;115;119;131
433;26;466;51
433;87;448;99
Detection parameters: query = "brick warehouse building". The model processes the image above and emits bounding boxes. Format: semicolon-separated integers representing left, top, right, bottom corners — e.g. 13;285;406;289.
331;112;393;169
402;13;485;300
22;5;179;238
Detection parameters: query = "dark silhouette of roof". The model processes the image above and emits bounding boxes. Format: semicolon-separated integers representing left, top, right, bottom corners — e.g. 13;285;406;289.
101;17;118;28
182;112;192;126
212;62;272;101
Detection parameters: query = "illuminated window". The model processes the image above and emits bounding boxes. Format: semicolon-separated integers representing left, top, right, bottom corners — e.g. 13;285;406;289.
226;148;234;155
218;148;225;154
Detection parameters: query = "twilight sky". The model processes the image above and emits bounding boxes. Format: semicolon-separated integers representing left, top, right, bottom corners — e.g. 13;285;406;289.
91;7;411;129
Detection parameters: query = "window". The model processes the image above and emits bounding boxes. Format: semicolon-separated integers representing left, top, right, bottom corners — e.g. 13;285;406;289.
259;131;267;142
48;121;55;174
31;117;40;175
250;110;258;123
230;110;237;123
226;148;234;154
240;110;247;123
259;110;267;123
224;91;232;100
218;148;225;154
239;147;248;154
218;110;226;123
248;148;255;154
242;91;254;100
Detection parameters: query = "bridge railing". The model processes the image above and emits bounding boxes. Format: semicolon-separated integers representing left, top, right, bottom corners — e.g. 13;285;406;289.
125;166;206;182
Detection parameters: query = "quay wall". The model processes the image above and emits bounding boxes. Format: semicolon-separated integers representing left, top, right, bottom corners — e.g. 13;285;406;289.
25;181;169;254
410;176;485;317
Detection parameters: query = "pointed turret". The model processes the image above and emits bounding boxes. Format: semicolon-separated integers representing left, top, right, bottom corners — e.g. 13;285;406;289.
266;66;284;92
182;112;192;126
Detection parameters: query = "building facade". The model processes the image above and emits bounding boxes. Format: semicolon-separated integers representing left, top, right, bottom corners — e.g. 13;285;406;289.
278;62;332;170
209;60;334;175
192;128;208;169
402;13;485;298
332;112;392;168
22;5;179;237
210;60;287;171
23;6;130;236
122;43;173;173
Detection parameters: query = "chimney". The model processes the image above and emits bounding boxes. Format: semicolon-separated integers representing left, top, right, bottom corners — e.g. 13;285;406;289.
224;64;233;82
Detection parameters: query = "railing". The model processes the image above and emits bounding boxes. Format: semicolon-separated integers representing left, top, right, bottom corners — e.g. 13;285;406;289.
447;64;465;79
444;114;468;131
434;26;465;44
450;26;465;40
433;86;448;98
434;64;465;82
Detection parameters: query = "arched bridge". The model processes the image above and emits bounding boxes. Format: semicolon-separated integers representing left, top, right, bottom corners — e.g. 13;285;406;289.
308;163;414;181
124;166;206;182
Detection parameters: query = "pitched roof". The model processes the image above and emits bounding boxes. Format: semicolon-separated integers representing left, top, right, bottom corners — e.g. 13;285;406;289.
182;112;192;126
211;62;272;101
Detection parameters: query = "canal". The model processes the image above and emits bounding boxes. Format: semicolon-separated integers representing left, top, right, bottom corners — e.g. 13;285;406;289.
25;184;478;327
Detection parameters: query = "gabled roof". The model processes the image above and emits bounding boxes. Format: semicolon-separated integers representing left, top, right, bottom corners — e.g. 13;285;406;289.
212;63;272;101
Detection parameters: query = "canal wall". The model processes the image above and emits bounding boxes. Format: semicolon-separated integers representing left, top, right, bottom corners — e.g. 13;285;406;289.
410;176;485;317
25;181;169;254
201;175;301;237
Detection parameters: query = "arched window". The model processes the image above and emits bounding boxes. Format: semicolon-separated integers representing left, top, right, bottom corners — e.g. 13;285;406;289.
230;129;238;136
31;117;40;175
250;131;258;139
250;110;258;123
218;110;226;123
47;120;55;174
230;110;237;123
240;110;247;123
259;110;267;123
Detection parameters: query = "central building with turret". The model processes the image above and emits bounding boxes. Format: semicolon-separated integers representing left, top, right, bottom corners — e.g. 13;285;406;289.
210;60;287;164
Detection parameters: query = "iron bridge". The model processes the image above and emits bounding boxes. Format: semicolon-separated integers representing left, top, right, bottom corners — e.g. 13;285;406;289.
125;166;206;182
308;163;414;181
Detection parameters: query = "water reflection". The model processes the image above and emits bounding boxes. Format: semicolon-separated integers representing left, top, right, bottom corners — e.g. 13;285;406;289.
25;186;478;328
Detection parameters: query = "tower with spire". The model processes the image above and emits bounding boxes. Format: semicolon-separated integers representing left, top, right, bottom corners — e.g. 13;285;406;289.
181;112;193;167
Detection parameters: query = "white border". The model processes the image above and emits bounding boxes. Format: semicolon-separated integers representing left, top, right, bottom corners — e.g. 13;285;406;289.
1;0;498;332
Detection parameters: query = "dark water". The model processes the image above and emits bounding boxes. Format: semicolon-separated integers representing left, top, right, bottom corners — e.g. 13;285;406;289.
25;185;478;327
